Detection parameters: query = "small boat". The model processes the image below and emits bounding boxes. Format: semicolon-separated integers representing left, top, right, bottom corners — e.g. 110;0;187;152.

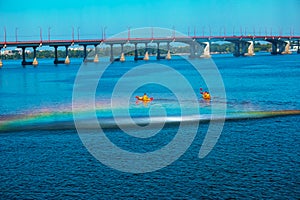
200;88;211;100
202;92;211;100
135;96;154;101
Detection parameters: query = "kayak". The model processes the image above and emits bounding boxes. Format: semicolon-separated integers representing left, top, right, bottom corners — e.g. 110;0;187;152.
135;96;154;101
202;92;211;100
200;88;211;100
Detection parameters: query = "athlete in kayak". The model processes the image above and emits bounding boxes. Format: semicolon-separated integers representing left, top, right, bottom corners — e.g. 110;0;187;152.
200;88;211;100
135;93;154;101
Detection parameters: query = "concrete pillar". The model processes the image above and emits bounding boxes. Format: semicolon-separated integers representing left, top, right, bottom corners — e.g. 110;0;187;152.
94;45;99;63
246;41;255;56
156;43;161;60
22;47;26;66
120;53;125;62
120;44;125;62
241;42;248;56
144;51;149;60
94;54;99;63
110;44;114;62
278;42;285;54
144;43;149;61
83;45;87;61
0;48;3;68
166;50;171;60
65;46;70;64
116;44;124;62
165;42;171;60
281;41;291;54
201;42;211;58
271;42;278;55
134;43;139;61
189;43;196;58
54;46;58;64
32;47;38;67
233;43;240;57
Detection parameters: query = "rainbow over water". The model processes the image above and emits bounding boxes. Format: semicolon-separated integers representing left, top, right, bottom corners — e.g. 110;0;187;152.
1;103;299;132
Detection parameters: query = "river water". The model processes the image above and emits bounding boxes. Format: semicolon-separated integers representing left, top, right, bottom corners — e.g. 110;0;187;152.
0;53;299;199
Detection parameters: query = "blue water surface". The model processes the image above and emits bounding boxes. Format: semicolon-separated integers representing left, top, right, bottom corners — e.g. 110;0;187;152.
0;53;299;199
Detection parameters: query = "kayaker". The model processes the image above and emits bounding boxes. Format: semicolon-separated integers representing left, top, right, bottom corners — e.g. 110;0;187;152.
142;93;149;101
200;88;211;100
135;93;153;102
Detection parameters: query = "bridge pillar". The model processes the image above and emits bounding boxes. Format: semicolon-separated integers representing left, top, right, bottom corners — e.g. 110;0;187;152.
20;47;36;67
120;44;125;62
110;44;114;62
166;42;171;60
156;43;161;60
32;47;38;67
233;43;240;57
241;42;248;56
201;42;211;58
65;46;70;64
0;59;2;68
52;45;68;65
278;42;285;54
281;41;292;54
267;39;289;55
0;47;2;68
53;46;58;64
271;43;278;55
94;45;99;63
83;44;88;61
246;41;255;56
189;42;196;59
144;43;149;61
21;47;26;66
239;41;254;56
134;43;139;61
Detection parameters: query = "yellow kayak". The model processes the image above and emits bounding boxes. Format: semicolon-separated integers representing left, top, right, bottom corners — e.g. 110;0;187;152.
135;96;154;101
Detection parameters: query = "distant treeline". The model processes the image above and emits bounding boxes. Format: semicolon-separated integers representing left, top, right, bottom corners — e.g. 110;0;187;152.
1;43;272;59
210;42;271;53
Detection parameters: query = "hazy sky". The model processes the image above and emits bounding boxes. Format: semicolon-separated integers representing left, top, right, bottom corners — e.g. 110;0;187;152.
1;0;299;41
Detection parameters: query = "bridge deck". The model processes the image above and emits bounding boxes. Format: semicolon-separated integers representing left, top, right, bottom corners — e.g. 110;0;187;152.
1;35;300;47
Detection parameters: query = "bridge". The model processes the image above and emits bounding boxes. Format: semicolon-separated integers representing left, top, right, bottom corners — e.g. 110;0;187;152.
0;32;300;67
